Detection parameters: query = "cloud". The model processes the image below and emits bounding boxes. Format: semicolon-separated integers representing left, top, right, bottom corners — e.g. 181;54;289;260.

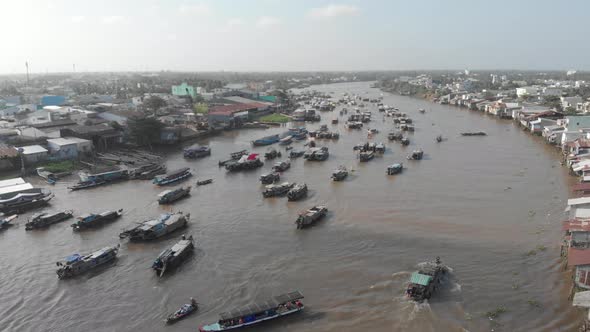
256;16;281;28
227;18;244;28
308;4;359;19
70;16;86;23
167;34;178;41
102;15;124;24
179;3;211;16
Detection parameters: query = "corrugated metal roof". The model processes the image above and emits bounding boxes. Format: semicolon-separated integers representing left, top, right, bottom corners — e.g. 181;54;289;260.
568;248;590;267
569;197;590;207
209;103;268;116
18;145;48;154
0;178;25;188
410;272;432;286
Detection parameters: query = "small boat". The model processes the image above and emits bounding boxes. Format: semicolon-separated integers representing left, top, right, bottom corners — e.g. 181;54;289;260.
25;210;73;230
419;108;426;113
225;154;264;172
303;147;329;161
387;163;403;175
287;183;308;201
136;164;166;180
359;151;375;162
407;149;424;160
230;150;249;160
368;128;379;134
153;168;192;186
119;212;189;241
285;146;293;151
158;187;191;204
388;132;402;141
197;179;213;186
279;136;293;145
37;167;70;184
375;142;385;153
436;135;443;143
184;145;211;159
71;209;123;231
166;298;199;324
461;132;487;136
289;150;305;159
199;291;304;332
0;191;54;214
401;137;410;146
0;214;17;230
68;179;107;191
263;182;294;198
253;134;280;146
331;166;348;181
152;235;194;277
79;169;129;183
406;257;449;302
332;118;338;124
296;206;327;229
272;160;291;172
265;149;282;160
260;172;280;184
56;245;119;279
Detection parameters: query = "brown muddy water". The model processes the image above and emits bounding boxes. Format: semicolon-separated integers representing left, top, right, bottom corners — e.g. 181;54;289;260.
0;81;584;332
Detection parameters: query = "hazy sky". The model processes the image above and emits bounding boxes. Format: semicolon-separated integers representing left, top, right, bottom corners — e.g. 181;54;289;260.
2;0;590;73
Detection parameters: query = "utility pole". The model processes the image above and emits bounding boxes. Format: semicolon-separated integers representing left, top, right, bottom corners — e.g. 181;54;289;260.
25;61;30;86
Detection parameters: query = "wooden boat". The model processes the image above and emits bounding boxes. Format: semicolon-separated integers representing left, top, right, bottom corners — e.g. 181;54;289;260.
331;166;348;181
199;291;304;332
119;212;189;241
0;214;17;230
0;191;54;214
401;137;410;146
461;132;487;136
296;206;327;229
25;210;73;230
68;179;107;191
419;108;426;113
79;169;129;183
56;245;119;279
303;147;329;161
407;149;424;160
388;132;402;141
166;298;199;324
152;235;194;277
289;150;305;159
375;142;385;153
184;145;211;159
253;134;279;146
158;187;191;204
287;183;308;201
71;209;123;231
153;168;192;186
387;163;403;175
279;136;293;145
219;151;249;166
135;164;166;180
332;118;338;124
260;172;280;184
225;154;264;172
197;179;213;186
272;160;291;172
37;167;70;184
359;151;374;162
406;257;448;302
264;149;281;160
263;182;294;198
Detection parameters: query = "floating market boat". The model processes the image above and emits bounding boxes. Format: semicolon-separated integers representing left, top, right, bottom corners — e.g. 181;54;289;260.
359;151;375;162
289;150;305;159
134;164;166;180
279;136;293;145
387;163;403;175
253;134;280;146
332;118;338;124
263;182;294;198
272;160;291;172
264;149;281;160
219;150;249;166
25;210;73;230
153;168;192;186
407;149;424;160
166;298;199;324
406;257;448;302
0;214;17;230
461;132;487;136
296;206;328;229
260;172;280;184
287;183;308;201
119;212;189;241
375;142;385;153
71;209;123;231
152;235;194;277
79;169;129;183
158;187;191;204
197;179;213;186
401;137;410;146
225;154;264;172
56;245;119;279
68;179;107;191
346;121;363;129
419;108;426;113
37;167;70;184
303;147;329;161
0;191;54;214
199;291;304;332
331;166;348;181
184;145;211;159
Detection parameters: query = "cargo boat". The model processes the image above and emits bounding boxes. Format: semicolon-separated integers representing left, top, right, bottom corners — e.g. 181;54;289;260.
184;146;211;159
303;147;329;161
199;291;304;332
56;245;119;279
407;149;424;160
296;205;328;229
152;235;194;277
26;210;73;230
387;163;403;175
225;154;263;172
71;209;123;231
0;191;54;214
406;257;448;301
119;212;189;241
359;151;374;162
158;187;191;204
260;172;280;184
331;166;348;181
287;183;308;201
153;168;192;186
263;182;294;198
79;169;129;183
272;160;291;172
252;135;279;146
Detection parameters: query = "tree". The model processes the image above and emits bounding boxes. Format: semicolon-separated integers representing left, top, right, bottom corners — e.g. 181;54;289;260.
127;117;164;149
542;95;562;111
193;103;208;114
143;96;166;114
565;106;578;115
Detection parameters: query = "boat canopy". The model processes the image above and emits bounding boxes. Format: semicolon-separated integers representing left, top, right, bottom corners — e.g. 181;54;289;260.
219;291;304;321
410;272;432;286
65;254;81;263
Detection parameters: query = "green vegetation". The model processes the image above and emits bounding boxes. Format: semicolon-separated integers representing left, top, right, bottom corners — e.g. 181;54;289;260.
193;103;208;114
485;306;508;319
259;113;290;123
40;160;77;173
527;299;541;307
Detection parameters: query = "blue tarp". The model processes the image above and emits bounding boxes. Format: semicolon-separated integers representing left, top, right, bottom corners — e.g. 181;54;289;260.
65;254;81;263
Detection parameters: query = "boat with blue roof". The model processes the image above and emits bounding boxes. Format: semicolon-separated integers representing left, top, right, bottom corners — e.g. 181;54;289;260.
153;168;192;186
252;134;279;146
119;212;189;241
56;244;119;279
152;235;194;277
71;209;123;231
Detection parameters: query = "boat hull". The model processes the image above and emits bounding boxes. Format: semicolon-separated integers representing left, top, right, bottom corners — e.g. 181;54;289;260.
200;306;304;331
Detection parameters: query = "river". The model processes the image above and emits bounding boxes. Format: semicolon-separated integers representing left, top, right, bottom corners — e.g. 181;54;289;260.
0;81;583;332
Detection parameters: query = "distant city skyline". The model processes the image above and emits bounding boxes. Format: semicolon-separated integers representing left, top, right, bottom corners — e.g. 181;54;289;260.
2;0;590;74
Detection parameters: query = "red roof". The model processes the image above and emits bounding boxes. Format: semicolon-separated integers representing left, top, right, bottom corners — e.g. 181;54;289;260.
209;103;268;116
573;183;590;192
563;220;590;232
568;248;590;266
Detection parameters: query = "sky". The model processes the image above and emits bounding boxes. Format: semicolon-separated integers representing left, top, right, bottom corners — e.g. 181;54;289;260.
1;0;590;74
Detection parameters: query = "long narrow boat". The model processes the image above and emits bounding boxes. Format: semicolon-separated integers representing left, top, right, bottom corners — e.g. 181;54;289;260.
56;245;119;279
152;235;194;277
71;209;123;231
158;187;191;204
68;180;107;191
119;212;189;241
153;168;192;186
26;210;74;230
252;134;280;146
0;214;17;230
199;291;304;331
0;191;54;214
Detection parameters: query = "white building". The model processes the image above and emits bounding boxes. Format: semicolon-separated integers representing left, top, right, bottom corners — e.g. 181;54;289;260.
542;87;563;96
516;87;539;98
562;96;584;111
16;145;48;163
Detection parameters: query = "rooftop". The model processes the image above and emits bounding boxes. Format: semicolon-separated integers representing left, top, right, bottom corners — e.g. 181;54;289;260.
209;102;268;116
16;145;48;155
47;138;79;146
31;119;76;129
568;247;590;267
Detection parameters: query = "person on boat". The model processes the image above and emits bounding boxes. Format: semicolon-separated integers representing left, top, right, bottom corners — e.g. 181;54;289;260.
190;297;197;307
